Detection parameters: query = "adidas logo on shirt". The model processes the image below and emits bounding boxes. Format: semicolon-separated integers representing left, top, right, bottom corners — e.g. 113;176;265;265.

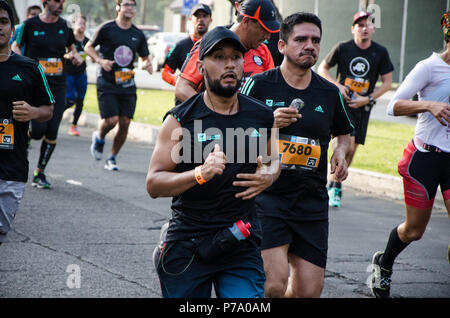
315;105;324;113
12;74;22;82
250;129;260;137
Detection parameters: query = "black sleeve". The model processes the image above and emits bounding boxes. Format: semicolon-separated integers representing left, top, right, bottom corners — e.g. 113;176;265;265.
330;90;353;137
91;24;106;47
324;42;341;68
137;32;150;58
15;19;29;46
32;63;55;106
379;47;394;75
164;44;180;70
66;27;75;48
241;76;262;101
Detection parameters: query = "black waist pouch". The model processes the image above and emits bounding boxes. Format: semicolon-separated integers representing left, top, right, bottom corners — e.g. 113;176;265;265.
196;228;247;262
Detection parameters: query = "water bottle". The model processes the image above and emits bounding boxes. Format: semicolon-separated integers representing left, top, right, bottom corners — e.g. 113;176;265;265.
228;220;251;241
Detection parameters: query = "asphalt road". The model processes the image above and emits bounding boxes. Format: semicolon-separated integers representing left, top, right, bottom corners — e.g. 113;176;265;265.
1;121;448;299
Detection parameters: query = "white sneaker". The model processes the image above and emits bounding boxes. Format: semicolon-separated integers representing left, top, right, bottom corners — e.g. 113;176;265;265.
104;158;119;171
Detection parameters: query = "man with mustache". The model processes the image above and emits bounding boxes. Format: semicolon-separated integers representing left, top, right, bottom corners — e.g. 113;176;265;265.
12;0;82;189
242;12;353;297
318;11;393;208
175;0;279;102
147;27;280;298
0;0;53;245
161;3;212;95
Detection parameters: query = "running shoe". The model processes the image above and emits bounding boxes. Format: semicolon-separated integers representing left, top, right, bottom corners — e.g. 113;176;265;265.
90;131;104;160
328;186;341;207
369;251;392;298
31;171;51;189
69;126;80;136
104;158;119;171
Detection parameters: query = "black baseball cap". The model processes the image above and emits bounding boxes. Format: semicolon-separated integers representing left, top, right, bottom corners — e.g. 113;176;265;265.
191;3;212;16
199;26;246;60
240;0;279;33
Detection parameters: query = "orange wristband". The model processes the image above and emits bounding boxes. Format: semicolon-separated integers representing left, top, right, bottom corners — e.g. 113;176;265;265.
194;166;206;184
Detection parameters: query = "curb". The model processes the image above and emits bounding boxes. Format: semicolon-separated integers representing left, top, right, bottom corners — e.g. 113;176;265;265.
63;108;161;145
63;109;446;210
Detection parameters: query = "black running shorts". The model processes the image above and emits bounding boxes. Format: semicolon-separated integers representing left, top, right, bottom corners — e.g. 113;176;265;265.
347;106;371;145
97;88;137;119
259;215;329;268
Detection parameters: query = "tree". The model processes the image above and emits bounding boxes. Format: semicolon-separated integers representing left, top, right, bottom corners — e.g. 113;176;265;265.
101;0;113;20
62;0;170;27
140;0;146;24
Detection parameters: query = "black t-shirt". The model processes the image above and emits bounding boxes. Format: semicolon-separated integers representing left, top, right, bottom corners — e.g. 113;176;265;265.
164;36;195;72
64;36;89;75
266;32;283;67
243;68;353;220
0;53;54;182
325;40;394;97
164;92;274;243
15;15;75;87
90;20;149;94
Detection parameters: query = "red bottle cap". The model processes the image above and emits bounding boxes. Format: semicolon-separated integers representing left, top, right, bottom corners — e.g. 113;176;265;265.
236;220;251;238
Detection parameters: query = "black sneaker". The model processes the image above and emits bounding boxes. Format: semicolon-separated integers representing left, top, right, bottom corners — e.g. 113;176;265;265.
369;251;392;298
31;171;51;189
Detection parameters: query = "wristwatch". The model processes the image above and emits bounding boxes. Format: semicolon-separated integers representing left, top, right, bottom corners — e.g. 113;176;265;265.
368;95;375;106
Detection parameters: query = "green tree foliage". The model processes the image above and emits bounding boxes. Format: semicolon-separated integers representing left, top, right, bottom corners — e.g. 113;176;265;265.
63;0;172;27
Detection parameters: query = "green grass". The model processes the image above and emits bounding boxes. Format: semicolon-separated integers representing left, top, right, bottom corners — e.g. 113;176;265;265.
83;84;175;126
83;85;414;176
329;120;414;176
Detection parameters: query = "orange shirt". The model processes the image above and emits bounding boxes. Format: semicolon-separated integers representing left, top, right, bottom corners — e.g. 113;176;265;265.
180;41;274;93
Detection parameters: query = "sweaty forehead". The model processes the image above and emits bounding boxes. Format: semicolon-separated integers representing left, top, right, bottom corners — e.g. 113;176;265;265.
291;23;321;37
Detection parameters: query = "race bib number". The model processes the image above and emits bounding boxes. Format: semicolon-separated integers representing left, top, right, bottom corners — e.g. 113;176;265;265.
344;77;370;94
39;58;63;76
0;118;14;150
277;134;321;172
114;68;135;85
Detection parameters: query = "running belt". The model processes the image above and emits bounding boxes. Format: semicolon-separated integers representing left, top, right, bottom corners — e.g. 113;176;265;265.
414;137;445;153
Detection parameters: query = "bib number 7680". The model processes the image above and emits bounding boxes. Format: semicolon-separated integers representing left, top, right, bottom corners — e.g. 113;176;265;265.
282;142;313;156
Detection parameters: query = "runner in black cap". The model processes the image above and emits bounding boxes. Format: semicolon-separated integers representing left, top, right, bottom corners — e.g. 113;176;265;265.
0;0;54;244
147;27;280;298
175;0;279;103
161;3;212;101
233;0;282;67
